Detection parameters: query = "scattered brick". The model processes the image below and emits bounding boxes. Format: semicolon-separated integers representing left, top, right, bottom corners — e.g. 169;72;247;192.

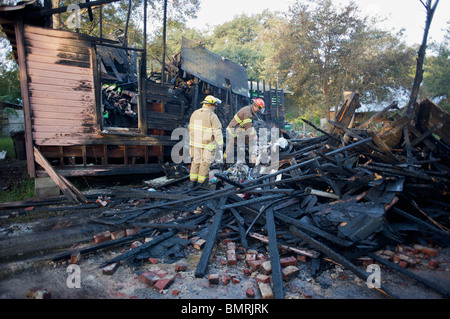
280;256;297;268
140;271;161;286
208;274;219;285
126;228;140;237
246;259;263;271
175;262;188;272
26;287;51;299
260;261;272;275
258;282;274;299
227;249;237;265
172;289;180;296
194;239;206;250
148;257;160;264
102;262;119;275
429;258;440;269
70;251;81;264
256;274;271;284
297;255;307;263
414;245;439;257
282;266;299;281
227;242;236;250
111;230;126;240
94;231;111;244
222;274;230;285
245;251;257;262
246;288;255;298
154;274;175;291
131;241;142;249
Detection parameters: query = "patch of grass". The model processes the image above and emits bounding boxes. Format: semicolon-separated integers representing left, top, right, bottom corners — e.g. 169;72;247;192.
0;136;15;159
0;175;35;203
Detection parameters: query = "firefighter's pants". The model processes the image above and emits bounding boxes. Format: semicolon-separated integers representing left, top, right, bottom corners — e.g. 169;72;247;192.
190;146;215;184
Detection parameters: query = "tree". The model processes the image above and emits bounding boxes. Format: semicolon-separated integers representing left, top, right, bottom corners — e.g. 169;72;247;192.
422;21;450;110
267;0;416;123
0;33;21;104
407;0;440;114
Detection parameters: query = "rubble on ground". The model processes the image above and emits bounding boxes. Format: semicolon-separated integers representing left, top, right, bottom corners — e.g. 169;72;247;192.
1;97;449;299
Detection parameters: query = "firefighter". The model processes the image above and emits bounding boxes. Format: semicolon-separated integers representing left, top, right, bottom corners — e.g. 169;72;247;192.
224;98;265;164
188;95;224;188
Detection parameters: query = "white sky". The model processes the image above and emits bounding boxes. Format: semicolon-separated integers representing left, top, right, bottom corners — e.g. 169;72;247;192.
186;0;450;46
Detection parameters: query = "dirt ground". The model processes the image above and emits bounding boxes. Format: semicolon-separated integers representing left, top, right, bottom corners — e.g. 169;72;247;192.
0;159;449;302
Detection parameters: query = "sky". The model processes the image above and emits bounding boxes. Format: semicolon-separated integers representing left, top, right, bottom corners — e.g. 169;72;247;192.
186;0;450;46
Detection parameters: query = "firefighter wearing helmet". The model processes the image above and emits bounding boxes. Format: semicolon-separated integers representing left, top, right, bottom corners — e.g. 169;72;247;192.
188;95;224;188
224;98;266;164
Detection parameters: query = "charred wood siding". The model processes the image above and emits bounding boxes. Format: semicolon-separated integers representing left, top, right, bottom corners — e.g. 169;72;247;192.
23;25;96;146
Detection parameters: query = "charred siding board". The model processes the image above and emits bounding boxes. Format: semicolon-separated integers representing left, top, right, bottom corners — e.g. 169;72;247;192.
23;25;96;146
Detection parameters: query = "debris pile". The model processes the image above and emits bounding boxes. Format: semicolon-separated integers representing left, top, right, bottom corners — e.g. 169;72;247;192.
1;96;449;299
101;83;139;128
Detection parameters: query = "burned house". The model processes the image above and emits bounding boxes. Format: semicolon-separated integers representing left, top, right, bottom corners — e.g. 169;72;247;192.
0;1;286;182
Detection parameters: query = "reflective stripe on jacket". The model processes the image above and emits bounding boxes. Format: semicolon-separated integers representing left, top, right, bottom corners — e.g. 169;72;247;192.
227;105;257;136
189;105;224;149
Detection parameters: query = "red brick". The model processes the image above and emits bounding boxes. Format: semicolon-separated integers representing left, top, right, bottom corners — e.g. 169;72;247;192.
245;252;257;262
148;257;160;264
131;241;142;249
70;251;81;264
194;239;206;250
243;269;252;277
246;288;255;298
232;277;240;284
256;274;271;284
222;274;230;285
172;289;180;296
94;231;111;244
26;287;51;299
140;271;161;286
102;262;119;275
154;275;175;291
414;245;439;257
280;256;297;268
126;228;140;237
258;282;274;299
260;261;272;275
175;263;188;272
227;249;238;265
208;274;219;285
246;259;263;271
111;230;126;240
297;255;307;263
429;258;440;269
282;265;299;281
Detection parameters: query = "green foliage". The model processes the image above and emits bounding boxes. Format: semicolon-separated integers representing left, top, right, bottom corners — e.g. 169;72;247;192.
0;36;21;105
422;22;450;111
0;136;15;157
204;11;279;80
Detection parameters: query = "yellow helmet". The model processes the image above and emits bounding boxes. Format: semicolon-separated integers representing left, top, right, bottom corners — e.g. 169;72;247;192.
201;95;221;106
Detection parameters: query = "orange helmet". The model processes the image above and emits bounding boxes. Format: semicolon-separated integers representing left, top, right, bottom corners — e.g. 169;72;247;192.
253;98;265;109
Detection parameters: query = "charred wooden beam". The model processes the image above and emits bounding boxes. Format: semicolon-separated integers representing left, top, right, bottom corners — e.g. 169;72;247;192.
195;194;230;278
265;207;284;299
367;251;450;298
288;226;398;299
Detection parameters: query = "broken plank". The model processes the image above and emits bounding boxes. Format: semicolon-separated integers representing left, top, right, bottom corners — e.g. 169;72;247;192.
194;193;230;278
265;207;284;299
33;146;80;204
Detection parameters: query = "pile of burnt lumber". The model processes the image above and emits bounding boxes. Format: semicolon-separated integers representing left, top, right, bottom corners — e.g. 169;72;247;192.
7;95;448;299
